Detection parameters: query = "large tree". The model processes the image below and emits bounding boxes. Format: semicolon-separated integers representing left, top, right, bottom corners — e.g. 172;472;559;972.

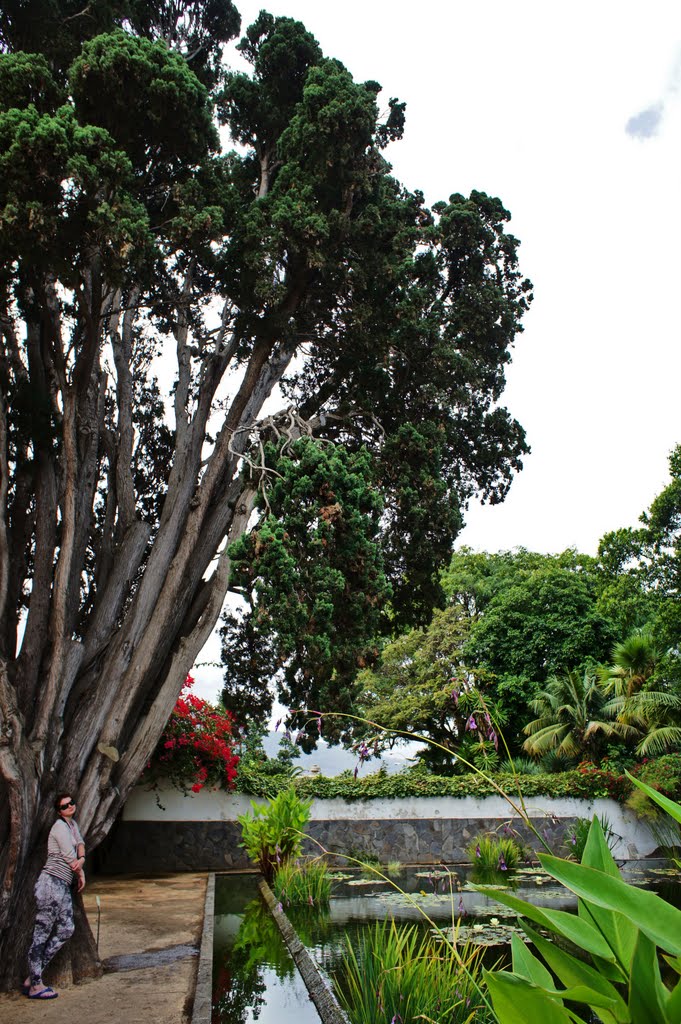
0;2;532;987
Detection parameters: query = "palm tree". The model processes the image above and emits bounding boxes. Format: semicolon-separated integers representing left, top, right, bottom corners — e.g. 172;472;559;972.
522;669;620;762
599;631;658;698
600;631;681;756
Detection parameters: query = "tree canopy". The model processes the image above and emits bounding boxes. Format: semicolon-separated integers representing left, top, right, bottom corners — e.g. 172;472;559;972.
0;0;532;986
353;450;681;769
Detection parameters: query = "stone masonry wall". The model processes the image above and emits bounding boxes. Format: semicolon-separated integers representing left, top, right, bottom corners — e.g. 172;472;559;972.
96;814;577;874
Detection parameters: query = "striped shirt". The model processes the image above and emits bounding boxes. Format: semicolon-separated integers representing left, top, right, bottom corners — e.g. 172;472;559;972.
43;818;85;884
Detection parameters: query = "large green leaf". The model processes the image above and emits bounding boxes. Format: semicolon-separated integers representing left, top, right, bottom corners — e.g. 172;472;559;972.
483;971;579;1023
511;933;556;990
581;815;621;876
577;816;638;968
577;896;638;977
521;922;630;1024
628;931;671;1024
625;772;681;826
666;976;681;1022
538;855;681;955
474;885;615;960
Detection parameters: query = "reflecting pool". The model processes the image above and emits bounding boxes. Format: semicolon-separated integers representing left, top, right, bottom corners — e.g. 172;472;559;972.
212;873;321;1024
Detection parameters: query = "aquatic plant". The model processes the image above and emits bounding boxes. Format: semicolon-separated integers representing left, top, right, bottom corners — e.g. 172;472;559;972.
272;858;332;907
565;813;617;861
481;776;681;1023
238;787;313;882
467;833;524;873
335;919;495;1024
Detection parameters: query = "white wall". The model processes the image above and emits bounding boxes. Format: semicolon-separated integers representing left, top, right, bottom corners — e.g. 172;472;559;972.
123;783;659;858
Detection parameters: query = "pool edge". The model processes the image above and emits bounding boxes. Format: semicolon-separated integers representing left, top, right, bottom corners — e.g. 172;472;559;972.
259;878;349;1024
192;872;216;1024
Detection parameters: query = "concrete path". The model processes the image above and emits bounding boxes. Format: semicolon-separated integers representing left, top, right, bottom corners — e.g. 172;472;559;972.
0;873;207;1024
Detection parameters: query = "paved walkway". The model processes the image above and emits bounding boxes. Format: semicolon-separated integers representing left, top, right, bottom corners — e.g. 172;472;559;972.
0;873;207;1024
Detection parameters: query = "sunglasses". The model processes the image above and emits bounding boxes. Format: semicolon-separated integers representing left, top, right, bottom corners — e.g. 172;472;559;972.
59;800;75;810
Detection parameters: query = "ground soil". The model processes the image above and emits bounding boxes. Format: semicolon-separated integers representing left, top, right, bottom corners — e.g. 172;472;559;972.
0;873;207;1024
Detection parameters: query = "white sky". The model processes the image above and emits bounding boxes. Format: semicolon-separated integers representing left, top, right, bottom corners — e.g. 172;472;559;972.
194;0;681;703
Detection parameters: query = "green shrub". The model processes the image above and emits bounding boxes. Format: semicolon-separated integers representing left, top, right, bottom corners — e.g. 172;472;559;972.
565;814;617;860
467;833;523;872
272;858;332;906
291;765;631;801
335;920;494;1024
238;787;312;882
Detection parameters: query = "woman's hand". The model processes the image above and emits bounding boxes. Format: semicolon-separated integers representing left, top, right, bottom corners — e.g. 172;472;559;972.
76;869;86;893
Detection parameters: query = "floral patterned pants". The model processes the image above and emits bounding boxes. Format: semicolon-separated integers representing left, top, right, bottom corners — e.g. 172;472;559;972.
27;872;74;986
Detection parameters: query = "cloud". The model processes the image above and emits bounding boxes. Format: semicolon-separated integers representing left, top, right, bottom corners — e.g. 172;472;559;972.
625;46;681;140
625;103;664;139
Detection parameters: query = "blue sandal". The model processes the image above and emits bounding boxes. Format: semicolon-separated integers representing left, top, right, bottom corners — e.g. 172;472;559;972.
28;987;58;999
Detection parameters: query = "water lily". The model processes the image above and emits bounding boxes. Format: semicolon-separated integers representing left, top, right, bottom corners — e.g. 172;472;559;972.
489;917;500;926
473;923;484;931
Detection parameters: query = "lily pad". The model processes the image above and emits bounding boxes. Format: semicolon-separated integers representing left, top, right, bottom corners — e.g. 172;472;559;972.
414;870;459;879
432;922;530;947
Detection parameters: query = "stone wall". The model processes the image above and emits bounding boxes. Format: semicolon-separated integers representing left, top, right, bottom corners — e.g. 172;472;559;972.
94;784;658;874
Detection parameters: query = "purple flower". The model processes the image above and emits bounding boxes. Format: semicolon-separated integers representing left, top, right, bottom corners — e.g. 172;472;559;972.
466;715;477;732
475;844;481;858
353;764;359;780
452;689;460;705
498;854;507;871
457;895;467;917
490;729;498;751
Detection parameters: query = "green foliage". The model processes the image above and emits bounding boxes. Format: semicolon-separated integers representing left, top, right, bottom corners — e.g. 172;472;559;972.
353;605;506;767
565;814;617;861
597;630;681;757
482;811;681;1023
238;787;312;883
289;765;631;802
467;833;524;872
272;858;332;907
626;754;681;820
597;444;681;690
335;920;494;1024
234;728;300;797
466;562;617;685
522;669;621;763
227;438;390;746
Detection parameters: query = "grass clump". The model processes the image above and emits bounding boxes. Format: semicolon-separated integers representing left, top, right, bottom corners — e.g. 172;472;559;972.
272;858;332;907
467;833;523;873
566;814;618;860
335;919;494;1023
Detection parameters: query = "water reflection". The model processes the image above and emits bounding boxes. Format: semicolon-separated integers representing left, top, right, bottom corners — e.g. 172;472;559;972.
212;860;681;1020
212;878;321;1024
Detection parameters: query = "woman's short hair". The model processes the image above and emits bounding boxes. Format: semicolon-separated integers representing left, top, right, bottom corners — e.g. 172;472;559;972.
54;793;73;812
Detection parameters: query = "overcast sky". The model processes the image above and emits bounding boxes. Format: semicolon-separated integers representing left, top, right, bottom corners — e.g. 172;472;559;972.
194;0;681;703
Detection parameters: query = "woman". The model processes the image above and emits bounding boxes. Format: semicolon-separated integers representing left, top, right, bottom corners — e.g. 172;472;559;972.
23;793;86;999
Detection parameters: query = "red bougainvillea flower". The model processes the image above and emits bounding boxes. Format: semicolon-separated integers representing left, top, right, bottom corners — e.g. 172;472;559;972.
145;675;240;794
